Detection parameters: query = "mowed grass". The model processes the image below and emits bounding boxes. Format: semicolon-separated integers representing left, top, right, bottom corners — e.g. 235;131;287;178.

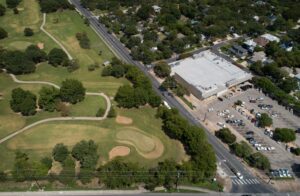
0;107;188;170
69;95;107;117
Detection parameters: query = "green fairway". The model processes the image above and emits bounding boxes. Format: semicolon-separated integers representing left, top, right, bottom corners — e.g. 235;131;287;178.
0;107;188;170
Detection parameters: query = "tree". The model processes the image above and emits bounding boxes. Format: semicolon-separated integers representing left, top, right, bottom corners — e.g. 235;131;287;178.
278;77;299;93
291;148;300;156
76;32;90;49
12;151;31;181
6;0;21;8
114;85;135;108
52;143;69;162
2;50;35;74
230;141;253;159
0;4;6;16
215;128;236;144
39;0;71;13
48;48;68;66
60;79;86;104
38;86;60;112
247;152;270;170
40;157;53;170
0;27;8;39
153;62;171;78
258;113;273;128
273;128;296;143
25;45;47;63
10;88;37;116
72;140;98;169
136;5;153;20
24;27;34;36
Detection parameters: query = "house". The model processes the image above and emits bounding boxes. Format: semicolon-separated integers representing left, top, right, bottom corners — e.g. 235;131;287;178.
254;33;280;47
152;5;161;13
229;45;248;58
261;33;280;43
250;51;267;63
243;39;257;53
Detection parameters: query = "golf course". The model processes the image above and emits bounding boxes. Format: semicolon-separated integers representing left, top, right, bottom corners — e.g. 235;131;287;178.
0;0;188;172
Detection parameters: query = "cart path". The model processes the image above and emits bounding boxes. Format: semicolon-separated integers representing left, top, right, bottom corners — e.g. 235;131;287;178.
0;72;111;144
40;13;73;60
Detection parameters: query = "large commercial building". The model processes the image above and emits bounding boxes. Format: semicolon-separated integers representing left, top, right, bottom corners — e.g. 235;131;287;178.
170;50;252;99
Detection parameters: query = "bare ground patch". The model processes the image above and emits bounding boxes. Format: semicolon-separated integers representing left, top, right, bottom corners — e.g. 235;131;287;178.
116;115;133;125
109;146;130;160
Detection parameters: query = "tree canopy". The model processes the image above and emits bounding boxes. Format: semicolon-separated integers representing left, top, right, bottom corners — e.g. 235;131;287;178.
38;86;60;112
60;79;86;104
10;88;37;116
153;62;171;78
0;27;8;39
71;140;98;169
258;113;273;128
273;128;296;143
48;48;68;66
215;128;236;144
6;0;21;8
52;143;69;162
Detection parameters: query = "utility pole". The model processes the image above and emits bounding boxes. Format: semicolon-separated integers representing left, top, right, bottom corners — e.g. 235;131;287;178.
175;170;181;191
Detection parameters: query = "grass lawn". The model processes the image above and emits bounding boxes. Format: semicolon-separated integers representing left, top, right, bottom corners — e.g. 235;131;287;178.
69;95;107;117
0;107;188;170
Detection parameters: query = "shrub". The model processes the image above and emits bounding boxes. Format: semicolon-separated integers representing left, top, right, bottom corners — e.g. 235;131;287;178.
24;27;34;36
96;108;106;117
291;148;300;156
0;4;6;16
247;152;270;170
273;128;296;143
0;27;8;39
215;128;236;144
107;107;116;118
230;141;252;159
258;113;273;128
6;0;21;8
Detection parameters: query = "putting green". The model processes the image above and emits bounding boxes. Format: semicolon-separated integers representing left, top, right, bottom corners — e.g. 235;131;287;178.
116;127;165;159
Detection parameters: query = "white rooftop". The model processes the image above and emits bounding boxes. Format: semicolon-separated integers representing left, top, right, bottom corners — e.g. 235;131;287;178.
261;33;280;43
170;50;252;98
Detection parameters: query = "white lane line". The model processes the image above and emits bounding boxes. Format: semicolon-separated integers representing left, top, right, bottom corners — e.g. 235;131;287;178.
249;179;256;184
239;180;244;185
232;180;237;185
245;179;251;184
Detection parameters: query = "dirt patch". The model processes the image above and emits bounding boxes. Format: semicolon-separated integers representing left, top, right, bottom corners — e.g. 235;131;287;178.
116;115;133;125
49;161;62;175
109;146;130;160
37;43;44;49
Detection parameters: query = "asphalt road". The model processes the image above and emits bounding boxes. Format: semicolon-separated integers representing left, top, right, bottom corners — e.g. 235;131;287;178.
69;0;275;193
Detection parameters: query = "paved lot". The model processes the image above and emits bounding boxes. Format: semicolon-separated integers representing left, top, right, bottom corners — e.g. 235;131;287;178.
204;88;300;170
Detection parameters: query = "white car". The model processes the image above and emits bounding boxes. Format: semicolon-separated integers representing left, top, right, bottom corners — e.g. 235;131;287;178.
217;122;226;128
236;172;244;179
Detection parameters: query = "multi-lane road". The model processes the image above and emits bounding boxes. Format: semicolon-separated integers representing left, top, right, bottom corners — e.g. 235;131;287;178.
69;0;275;193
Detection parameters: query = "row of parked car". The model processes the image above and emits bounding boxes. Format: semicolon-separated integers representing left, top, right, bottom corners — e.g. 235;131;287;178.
270;168;293;178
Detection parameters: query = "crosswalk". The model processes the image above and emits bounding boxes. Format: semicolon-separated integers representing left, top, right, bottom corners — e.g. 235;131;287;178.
232;178;260;185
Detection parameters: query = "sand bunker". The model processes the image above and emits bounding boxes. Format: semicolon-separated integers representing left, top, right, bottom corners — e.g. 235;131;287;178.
116;128;164;159
37;43;44;49
116;115;133;125
109;146;130;160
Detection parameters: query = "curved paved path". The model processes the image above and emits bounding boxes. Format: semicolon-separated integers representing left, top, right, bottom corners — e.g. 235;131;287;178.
0;72;111;144
40;13;73;60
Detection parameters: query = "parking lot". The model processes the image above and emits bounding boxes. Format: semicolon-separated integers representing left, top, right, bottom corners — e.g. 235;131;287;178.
206;87;300;170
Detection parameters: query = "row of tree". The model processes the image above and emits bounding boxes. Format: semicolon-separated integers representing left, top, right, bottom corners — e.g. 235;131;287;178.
10;79;86;116
215;128;270;171
76;32;91;49
102;58;162;108
252;76;300;116
156;106;217;181
38;0;73;13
